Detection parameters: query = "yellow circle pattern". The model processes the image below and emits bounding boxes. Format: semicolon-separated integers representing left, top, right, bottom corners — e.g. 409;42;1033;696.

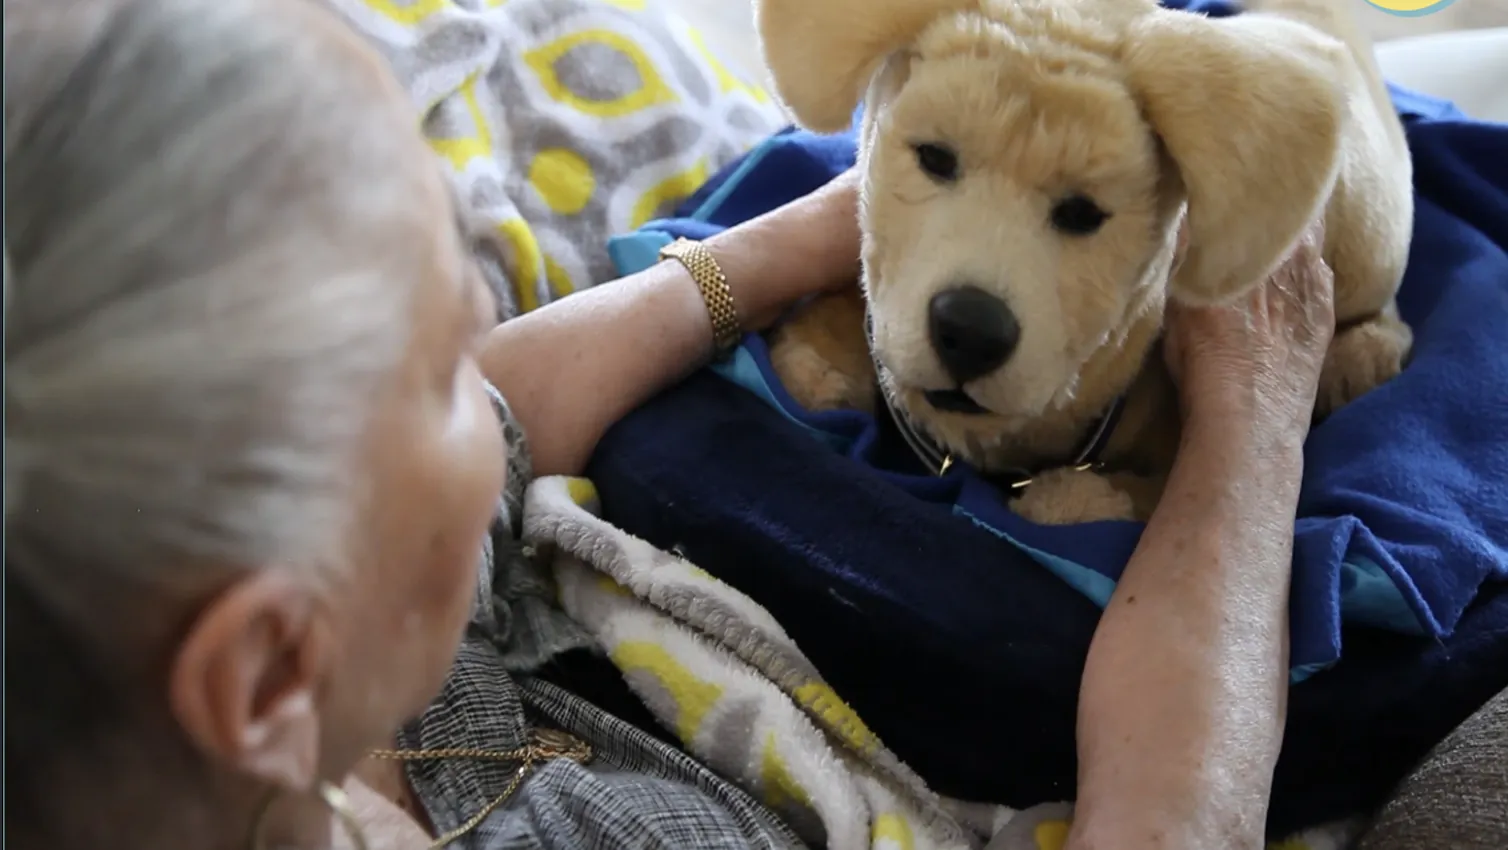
529;147;597;215
1034;820;1070;850
873;813;917;850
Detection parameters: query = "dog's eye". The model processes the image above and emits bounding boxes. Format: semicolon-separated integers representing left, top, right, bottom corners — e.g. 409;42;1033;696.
913;142;959;183
1051;194;1110;235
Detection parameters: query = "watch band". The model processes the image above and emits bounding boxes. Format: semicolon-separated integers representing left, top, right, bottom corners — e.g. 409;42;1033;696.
658;237;742;356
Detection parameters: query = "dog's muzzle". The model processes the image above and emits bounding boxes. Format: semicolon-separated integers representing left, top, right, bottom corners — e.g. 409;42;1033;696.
928;285;1021;385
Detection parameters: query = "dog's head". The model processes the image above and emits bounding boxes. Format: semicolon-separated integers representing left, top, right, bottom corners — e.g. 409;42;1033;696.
758;0;1347;458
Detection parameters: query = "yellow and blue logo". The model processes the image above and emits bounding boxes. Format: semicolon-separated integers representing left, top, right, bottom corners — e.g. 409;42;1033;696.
1364;0;1457;16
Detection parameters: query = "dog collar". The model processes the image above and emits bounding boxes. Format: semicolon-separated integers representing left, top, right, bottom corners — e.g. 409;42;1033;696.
879;378;1126;492
866;310;1125;491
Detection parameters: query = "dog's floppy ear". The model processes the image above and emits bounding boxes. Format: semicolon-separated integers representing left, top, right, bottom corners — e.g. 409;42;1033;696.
756;0;977;132
1124;11;1349;304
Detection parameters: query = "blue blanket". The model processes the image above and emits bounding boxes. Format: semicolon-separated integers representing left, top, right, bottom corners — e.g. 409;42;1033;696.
589;0;1508;836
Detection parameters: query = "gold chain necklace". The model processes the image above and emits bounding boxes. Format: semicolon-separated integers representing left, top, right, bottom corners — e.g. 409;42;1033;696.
367;728;592;849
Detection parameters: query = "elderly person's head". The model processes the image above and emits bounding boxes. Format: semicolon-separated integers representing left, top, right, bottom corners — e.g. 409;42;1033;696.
4;0;504;845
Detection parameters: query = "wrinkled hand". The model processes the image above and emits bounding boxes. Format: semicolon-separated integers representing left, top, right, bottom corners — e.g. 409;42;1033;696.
709;167;863;331
1164;220;1335;438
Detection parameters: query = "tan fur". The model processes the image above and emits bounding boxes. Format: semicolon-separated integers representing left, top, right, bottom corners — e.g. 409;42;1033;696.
757;0;1414;524
767;287;878;415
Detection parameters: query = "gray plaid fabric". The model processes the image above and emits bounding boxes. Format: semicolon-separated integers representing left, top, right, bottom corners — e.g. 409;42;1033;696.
397;388;806;849
466;383;595;672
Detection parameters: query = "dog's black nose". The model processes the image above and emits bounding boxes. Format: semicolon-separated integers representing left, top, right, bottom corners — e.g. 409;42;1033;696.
928;285;1020;384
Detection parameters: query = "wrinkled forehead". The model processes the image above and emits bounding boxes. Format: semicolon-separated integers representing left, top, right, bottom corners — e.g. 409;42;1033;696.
881;48;1160;195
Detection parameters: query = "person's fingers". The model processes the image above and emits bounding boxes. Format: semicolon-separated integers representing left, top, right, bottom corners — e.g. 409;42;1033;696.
1282;233;1336;341
1163;218;1334;397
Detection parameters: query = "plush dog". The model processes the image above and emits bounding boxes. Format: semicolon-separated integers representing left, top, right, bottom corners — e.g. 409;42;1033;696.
755;0;1414;524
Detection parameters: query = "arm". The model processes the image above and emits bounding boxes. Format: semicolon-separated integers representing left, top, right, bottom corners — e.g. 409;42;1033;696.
1067;419;1303;850
477;171;861;478
1068;223;1336;850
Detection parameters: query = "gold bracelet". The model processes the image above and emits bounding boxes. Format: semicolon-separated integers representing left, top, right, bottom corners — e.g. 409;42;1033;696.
658;237;742;356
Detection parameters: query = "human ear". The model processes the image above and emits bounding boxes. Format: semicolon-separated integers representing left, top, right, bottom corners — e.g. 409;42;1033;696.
168;569;335;790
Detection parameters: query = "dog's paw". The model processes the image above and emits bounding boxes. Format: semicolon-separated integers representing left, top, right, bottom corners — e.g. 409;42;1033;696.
767;288;875;414
1010;466;1138;525
1316;311;1413;418
768;333;874;413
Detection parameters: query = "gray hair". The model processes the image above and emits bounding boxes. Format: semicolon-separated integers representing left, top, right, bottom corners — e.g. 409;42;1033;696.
4;0;442;630
5;0;438;835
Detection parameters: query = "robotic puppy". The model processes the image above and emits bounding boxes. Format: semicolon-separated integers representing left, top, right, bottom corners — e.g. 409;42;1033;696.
757;0;1414;523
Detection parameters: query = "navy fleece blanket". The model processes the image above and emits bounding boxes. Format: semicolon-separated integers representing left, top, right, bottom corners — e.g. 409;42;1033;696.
589;0;1508;836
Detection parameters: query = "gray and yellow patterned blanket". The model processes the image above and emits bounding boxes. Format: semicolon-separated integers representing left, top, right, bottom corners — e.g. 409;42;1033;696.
330;0;783;319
